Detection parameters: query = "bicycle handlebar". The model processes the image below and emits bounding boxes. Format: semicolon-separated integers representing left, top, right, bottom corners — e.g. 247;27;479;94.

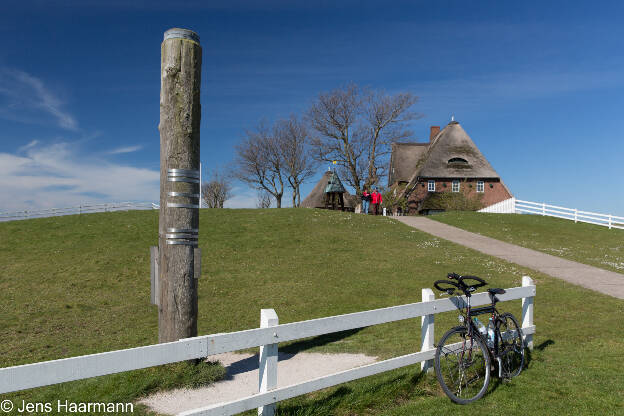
436;273;488;296
434;279;460;295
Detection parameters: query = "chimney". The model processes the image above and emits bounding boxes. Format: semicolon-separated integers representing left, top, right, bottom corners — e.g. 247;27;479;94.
429;126;440;142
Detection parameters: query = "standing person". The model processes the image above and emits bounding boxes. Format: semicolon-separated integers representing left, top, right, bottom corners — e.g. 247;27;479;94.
361;187;371;214
371;188;383;215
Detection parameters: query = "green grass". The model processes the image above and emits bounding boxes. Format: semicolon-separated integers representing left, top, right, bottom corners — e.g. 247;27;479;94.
0;209;622;415
428;211;624;274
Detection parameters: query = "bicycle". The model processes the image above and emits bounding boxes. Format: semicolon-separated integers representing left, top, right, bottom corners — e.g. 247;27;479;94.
432;273;525;404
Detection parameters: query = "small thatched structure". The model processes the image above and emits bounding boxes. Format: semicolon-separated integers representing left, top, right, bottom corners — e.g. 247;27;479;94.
301;171;357;211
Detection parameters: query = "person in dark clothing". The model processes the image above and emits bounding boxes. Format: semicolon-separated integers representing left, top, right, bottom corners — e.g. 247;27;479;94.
361;187;371;214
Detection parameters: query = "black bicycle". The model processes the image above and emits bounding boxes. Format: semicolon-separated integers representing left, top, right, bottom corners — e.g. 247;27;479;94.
432;273;525;404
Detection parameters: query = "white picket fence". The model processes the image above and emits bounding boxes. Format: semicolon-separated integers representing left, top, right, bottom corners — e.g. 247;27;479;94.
479;198;624;230
0;277;536;416
0;202;159;222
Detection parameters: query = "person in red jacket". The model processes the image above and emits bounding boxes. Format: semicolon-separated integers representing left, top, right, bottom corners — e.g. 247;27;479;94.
371;188;383;215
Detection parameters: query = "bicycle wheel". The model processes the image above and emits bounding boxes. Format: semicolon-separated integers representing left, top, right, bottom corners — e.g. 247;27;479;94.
434;326;491;404
497;312;525;379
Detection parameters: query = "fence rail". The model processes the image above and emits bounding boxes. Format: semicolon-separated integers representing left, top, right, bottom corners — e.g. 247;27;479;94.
515;199;624;230
479;198;623;230
0;202;159;222
0;277;536;416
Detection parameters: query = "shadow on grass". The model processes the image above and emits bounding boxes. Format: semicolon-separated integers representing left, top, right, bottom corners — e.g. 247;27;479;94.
535;339;555;351
487;339;555;397
274;368;430;415
525;339;555;368
280;328;364;355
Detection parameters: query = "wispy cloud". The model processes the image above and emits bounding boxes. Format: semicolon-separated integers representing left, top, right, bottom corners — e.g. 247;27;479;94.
223;187;259;209
107;145;143;155
0;141;158;211
0;68;78;130
413;68;624;112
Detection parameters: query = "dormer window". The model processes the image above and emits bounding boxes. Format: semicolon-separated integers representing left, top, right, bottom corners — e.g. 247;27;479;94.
447;157;471;170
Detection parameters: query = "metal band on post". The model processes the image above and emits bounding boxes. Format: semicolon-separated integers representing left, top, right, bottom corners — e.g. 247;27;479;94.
164;228;199;247
168;192;200;198
167;169;200;184
163;28;200;43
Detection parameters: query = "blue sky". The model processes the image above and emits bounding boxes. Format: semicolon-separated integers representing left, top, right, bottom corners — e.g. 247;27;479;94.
1;1;623;215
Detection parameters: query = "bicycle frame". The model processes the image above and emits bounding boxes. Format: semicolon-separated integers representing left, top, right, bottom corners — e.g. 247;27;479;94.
460;294;503;365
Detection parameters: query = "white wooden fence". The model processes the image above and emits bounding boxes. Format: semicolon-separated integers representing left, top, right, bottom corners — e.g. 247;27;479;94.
478;197;517;214
479;198;624;230
0;202;159;222
0;277;536;416
514;199;624;230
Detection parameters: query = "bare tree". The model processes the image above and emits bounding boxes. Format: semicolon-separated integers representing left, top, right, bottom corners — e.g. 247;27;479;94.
233;122;285;208
201;169;232;208
275;115;317;207
308;84;420;194
256;191;272;209
363;91;419;187
308;84;366;194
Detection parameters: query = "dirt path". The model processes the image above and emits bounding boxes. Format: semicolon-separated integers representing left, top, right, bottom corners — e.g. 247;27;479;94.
139;352;377;415
395;216;624;299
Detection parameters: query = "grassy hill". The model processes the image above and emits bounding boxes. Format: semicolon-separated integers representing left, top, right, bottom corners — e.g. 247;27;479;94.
429;212;624;273
0;209;622;415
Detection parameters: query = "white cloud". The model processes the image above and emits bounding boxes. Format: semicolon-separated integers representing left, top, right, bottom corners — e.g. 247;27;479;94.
0;141;158;212
107;145;143;154
223;187;260;209
0;68;78;130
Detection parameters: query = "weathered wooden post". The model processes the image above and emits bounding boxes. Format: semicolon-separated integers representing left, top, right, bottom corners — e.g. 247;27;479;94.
158;28;202;343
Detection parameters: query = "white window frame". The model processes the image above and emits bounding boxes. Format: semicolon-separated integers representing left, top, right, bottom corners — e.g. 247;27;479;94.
427;180;435;192
477;181;484;193
452;180;460;192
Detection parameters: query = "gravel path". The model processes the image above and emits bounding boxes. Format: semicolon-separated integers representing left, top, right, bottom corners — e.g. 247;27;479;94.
395;216;624;299
139;351;377;415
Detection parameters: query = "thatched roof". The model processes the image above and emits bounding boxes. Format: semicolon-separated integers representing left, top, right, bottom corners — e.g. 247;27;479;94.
388;142;429;185
417;121;500;178
301;171;356;209
392;121;501;189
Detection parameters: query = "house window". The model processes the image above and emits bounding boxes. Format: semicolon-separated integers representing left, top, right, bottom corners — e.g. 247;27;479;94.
448;157;468;164
452;180;460;192
428;180;435;192
477;181;484;193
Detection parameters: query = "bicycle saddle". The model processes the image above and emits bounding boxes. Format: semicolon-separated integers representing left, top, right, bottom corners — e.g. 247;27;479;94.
488;288;505;295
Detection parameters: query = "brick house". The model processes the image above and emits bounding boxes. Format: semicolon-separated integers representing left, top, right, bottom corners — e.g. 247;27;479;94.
388;120;512;214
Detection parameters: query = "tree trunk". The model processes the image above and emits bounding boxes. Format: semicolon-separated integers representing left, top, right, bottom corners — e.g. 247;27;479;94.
296;183;301;207
276;194;282;208
158;28;202;343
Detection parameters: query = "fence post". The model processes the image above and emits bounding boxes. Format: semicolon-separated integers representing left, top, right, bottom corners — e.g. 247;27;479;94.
574;208;577;223
259;309;279;416
608;215;612;229
541;203;545;216
420;288;435;373
521;276;534;351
